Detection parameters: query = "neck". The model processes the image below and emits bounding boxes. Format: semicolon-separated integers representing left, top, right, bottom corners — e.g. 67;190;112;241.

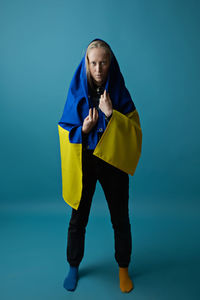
92;78;105;89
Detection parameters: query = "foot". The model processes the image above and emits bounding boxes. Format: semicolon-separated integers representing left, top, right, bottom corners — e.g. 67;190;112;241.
119;267;133;293
63;266;79;291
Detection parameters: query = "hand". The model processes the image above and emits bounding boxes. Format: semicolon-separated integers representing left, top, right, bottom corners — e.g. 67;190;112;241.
82;108;98;134
99;90;113;117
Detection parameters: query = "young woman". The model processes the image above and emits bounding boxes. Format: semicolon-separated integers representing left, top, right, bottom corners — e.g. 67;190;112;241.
58;38;142;293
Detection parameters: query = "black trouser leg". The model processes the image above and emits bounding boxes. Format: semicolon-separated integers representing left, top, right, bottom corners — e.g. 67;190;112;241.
66;150;132;268
98;161;132;268
67;150;97;267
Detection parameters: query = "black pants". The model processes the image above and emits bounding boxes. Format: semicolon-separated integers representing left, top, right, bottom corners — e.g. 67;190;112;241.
66;149;132;268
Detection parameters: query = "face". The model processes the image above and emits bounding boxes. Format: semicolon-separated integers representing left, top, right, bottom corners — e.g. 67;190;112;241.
88;47;110;86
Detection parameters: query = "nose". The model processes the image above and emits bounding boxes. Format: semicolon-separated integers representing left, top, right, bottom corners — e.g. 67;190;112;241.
96;63;102;73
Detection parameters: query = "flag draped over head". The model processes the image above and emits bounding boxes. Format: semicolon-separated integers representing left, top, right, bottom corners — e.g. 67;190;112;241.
58;38;136;146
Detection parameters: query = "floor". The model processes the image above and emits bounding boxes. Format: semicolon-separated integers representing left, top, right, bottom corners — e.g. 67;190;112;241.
1;190;200;300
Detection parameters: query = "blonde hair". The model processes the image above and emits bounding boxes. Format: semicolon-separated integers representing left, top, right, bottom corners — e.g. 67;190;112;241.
85;40;113;90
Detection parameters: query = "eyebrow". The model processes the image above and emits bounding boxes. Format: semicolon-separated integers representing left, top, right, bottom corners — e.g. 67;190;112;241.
90;60;107;63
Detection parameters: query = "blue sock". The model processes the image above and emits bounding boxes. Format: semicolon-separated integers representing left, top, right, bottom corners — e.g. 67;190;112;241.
63;265;79;291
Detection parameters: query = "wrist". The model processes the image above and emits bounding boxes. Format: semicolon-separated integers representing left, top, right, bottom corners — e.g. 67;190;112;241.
105;110;113;118
82;126;88;134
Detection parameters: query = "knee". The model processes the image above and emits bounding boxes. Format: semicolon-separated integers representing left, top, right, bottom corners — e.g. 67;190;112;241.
68;215;88;235
112;216;131;232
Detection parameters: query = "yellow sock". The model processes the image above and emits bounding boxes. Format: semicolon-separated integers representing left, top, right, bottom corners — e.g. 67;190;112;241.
119;267;133;293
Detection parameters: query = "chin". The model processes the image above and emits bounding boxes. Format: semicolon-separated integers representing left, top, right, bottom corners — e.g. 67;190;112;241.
95;78;105;85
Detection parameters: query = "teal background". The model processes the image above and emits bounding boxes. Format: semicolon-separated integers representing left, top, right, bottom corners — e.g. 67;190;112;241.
1;0;200;299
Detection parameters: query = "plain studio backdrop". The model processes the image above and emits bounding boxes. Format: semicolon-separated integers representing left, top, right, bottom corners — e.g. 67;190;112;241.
1;0;200;300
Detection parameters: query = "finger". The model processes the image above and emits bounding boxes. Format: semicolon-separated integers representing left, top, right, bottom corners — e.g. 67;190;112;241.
94;108;98;120
89;108;92;121
92;107;96;120
94;108;98;121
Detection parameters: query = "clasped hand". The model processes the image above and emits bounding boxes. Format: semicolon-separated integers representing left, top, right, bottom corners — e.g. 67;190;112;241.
82;90;113;134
